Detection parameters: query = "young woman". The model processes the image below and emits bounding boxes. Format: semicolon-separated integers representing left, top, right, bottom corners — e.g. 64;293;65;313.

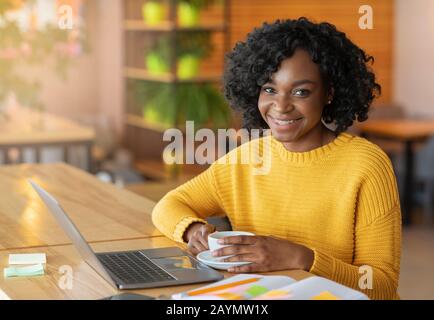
152;18;401;300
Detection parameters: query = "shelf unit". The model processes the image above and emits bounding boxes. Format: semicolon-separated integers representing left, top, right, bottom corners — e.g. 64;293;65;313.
122;0;230;180
124;67;222;83
124;19;226;31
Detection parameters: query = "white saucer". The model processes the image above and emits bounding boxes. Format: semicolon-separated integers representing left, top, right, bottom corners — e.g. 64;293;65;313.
196;250;252;270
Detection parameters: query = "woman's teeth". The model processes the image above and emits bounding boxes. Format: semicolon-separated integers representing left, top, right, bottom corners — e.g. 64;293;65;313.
274;118;301;125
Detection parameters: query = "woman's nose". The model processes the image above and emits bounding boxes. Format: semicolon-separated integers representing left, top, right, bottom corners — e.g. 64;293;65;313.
273;94;294;113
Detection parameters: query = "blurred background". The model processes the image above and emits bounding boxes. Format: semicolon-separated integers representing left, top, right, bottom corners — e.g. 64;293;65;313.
0;0;433;299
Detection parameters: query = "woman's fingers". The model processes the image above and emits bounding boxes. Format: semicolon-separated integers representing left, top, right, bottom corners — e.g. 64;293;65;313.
212;244;252;257
219;235;257;245
187;224;216;255
222;253;256;263
188;239;207;255
195;224;215;250
197;235;209;250
186;245;198;256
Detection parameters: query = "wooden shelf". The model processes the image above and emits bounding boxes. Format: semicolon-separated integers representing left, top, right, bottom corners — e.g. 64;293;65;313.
124;67;175;82
125;114;170;132
124;67;222;83
124;20;226;32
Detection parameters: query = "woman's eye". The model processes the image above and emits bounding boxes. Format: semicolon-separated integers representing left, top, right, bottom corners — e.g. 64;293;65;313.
262;87;275;94
293;89;310;97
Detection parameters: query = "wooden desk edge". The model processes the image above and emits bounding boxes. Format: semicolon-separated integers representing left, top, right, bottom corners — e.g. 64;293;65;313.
0;237;313;300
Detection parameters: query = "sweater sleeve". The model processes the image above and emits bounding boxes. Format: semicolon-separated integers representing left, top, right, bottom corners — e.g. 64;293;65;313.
309;150;402;300
152;163;226;244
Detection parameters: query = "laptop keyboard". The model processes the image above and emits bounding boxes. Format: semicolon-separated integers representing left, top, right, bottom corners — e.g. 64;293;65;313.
97;251;176;284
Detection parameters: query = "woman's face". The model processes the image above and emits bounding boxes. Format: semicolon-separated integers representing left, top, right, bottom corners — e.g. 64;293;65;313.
258;49;331;150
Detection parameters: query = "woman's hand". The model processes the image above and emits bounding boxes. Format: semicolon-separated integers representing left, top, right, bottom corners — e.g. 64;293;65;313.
184;223;216;255
212;235;314;273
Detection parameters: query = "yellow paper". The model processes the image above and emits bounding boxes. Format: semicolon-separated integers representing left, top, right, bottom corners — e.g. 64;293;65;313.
215;292;243;300
311;291;341;300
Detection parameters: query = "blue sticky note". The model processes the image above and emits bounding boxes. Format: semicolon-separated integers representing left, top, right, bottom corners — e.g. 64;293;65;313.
3;264;45;278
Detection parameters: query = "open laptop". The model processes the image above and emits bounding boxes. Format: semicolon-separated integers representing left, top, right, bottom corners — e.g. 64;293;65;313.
29;180;223;290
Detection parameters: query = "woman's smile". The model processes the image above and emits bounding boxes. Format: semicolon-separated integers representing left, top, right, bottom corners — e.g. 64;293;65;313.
267;114;304;131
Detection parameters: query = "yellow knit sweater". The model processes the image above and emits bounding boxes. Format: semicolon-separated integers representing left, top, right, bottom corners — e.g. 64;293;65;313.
152;132;401;300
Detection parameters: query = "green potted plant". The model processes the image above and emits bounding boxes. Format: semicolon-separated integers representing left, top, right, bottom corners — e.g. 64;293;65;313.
145;37;170;76
135;80;231;130
141;0;221;27
145;31;211;79
176;32;211;78
135;82;176;127
177;0;219;27
142;0;167;25
175;83;230;128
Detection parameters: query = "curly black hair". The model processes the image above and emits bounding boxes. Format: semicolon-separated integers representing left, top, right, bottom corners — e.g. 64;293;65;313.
223;17;381;135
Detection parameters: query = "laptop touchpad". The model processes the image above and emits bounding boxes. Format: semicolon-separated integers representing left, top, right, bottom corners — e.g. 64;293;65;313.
152;256;196;270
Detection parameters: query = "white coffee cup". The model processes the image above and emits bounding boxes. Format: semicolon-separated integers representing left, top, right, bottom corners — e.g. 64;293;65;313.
208;231;255;261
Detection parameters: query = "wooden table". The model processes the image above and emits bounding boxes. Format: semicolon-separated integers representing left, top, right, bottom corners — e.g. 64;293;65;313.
0;163;312;300
357;119;434;225
0;106;95;171
0;237;312;300
0;163;161;250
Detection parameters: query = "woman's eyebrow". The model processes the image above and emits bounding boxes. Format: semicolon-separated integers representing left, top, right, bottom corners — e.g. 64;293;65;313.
264;79;316;86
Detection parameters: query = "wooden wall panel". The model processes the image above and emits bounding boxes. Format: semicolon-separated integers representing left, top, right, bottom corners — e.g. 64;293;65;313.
225;0;394;103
